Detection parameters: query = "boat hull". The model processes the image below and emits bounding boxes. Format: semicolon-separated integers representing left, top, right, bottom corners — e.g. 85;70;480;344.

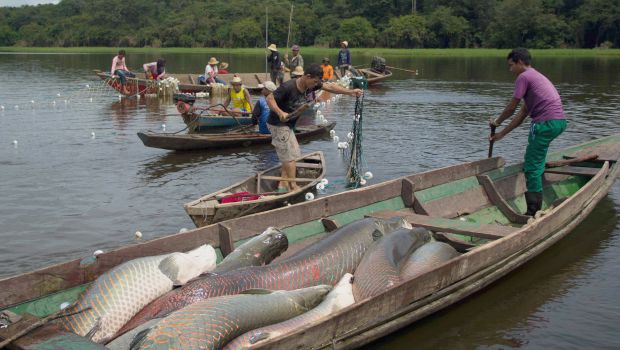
137;122;336;151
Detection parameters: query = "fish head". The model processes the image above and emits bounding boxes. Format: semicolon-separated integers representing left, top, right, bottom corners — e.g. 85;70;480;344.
160;245;217;285
322;273;355;312
254;227;289;265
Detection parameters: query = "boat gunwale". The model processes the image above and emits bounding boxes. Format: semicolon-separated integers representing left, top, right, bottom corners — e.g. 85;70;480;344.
251;160;615;349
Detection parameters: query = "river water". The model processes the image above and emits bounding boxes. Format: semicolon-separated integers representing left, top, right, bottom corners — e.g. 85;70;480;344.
1;52;619;349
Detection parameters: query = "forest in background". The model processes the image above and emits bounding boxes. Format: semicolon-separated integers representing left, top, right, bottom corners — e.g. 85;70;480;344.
0;0;618;49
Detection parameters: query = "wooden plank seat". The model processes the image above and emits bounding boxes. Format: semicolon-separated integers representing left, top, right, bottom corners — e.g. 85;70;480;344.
295;162;323;169
260;176;316;182
544;166;600;177
477;175;530;224
366;209;517;240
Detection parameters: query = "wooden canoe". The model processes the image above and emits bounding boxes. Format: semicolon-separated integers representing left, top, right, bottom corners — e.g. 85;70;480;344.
137;122;336;151
356;68;393;85
2;134;619;350
184;152;326;227
95;70;278;96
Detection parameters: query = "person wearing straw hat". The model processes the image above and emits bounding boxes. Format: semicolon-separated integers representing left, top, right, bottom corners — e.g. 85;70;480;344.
337;41;351;77
218;62;230;74
267;44;284;86
266;63;363;192
204;57;226;84
284;45;304;75
290;66;304;79
321;57;334;81
223;75;252;114
251;81;277;134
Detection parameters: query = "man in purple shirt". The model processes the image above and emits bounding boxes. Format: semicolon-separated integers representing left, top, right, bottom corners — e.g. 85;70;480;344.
489;48;567;217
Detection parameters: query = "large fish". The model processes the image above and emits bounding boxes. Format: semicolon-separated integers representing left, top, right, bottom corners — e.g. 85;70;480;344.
57;245;216;344
122;217;409;332
353;227;430;301
111;228;287;343
213;227;288;273
400;241;460;280
223;273;354;350
130;285;332;350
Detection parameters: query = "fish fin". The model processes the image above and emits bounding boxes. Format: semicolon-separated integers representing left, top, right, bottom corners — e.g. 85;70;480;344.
129;328;152;350
84;317;102;341
240;288;274;295
249;331;271;344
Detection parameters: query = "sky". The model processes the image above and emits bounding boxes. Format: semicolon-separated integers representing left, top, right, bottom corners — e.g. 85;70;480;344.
1;0;59;7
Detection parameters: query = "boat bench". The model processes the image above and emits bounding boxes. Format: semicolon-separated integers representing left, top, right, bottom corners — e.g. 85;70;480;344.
366;209;517;240
260;176;316;182
295;162;323;169
544;166;600;177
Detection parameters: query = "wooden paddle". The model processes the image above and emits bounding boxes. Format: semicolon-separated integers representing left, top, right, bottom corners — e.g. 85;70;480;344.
488;124;497;158
284;102;313;123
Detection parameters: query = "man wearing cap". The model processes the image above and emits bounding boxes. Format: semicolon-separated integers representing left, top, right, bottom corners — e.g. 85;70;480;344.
266;63;363;192
251;81;277;134
337;41;351;77
284;45;304;76
224;75;252;114
205;57;226;84
267;44;284;86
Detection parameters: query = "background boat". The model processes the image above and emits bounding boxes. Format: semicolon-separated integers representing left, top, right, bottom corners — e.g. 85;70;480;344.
184;151;326;227
137;122;336;151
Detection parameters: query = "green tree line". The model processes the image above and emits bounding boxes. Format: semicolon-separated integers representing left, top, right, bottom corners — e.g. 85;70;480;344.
0;0;618;49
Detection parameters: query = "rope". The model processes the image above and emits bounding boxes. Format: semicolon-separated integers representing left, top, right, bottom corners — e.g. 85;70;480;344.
342;95;365;187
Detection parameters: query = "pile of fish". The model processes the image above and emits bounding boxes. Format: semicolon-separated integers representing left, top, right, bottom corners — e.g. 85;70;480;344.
47;217;462;349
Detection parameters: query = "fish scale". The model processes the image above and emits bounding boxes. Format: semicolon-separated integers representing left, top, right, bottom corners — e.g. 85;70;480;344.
223;274;354;350
132;286;331;350
352;227;431;301
58;245;215;344
121;218;408;333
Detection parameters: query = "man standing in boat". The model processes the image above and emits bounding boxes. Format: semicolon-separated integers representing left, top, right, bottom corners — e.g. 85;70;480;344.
284;45;304;78
267;44;284;86
489;48;567;216
267;63;363;192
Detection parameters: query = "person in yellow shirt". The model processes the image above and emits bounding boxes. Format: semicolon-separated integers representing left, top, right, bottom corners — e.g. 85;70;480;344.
223;75;252;114
321;57;334;82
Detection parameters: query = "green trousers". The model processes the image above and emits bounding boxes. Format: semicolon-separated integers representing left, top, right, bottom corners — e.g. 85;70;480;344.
523;119;567;193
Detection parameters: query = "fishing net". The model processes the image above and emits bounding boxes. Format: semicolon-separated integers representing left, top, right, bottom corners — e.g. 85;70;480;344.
209;83;228;105
342;95;365;187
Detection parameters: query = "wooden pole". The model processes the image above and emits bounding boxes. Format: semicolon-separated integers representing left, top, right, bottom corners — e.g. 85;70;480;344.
286;3;294;57
386;65;418;74
266;7;269;75
488;125;496;158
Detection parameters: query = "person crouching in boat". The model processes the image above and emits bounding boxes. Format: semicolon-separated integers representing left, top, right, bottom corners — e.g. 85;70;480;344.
251;81;277;135
143;58;166;80
266;64;363;193
223;75;252;115
321;57;334;82
200;57;226;85
111;49;135;95
489;48;567;217
219;62;230;74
